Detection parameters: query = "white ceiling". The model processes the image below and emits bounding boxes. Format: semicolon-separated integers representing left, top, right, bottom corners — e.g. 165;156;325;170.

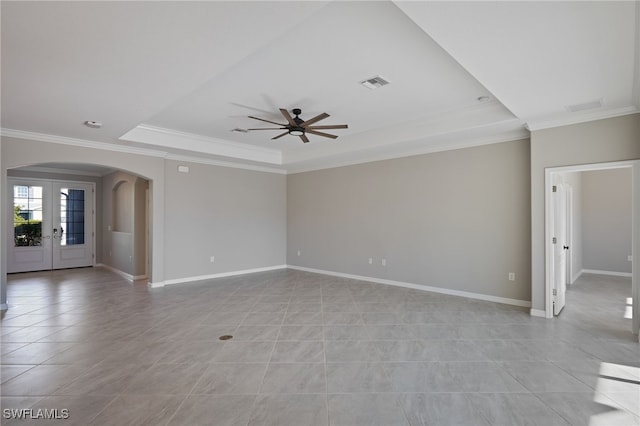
2;1;638;174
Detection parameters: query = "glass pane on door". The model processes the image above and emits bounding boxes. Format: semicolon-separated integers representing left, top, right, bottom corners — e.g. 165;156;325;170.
13;185;43;246
59;188;85;246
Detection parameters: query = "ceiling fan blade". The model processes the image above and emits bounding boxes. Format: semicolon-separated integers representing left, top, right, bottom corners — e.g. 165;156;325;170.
248;116;286;126
305;129;338;139
279;108;297;126
307;124;348;130
300;112;329;127
300;134;310;143
248;127;287;130
271;131;289;140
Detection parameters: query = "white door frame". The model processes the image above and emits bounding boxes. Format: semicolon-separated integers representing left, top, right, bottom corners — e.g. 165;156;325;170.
544;160;639;337
7;177;96;272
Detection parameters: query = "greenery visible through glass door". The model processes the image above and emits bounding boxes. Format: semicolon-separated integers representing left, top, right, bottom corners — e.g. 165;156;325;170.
14;185;43;246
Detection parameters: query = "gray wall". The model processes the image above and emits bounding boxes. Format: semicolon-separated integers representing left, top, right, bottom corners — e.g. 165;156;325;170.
582;168;632;274
530;113;640;312
163;159;286;281
288;139;532;302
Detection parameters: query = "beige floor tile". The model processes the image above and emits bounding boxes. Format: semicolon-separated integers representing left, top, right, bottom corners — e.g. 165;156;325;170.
87;394;184;426
167;394;256;426
1;268;636;426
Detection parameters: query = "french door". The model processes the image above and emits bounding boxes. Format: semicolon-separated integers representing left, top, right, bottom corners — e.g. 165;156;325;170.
7;178;94;273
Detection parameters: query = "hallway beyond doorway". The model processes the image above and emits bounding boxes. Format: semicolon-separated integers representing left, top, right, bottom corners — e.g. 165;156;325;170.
561;273;635;342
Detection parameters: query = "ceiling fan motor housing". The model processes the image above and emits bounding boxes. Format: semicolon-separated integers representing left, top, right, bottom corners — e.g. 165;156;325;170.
292;109;305;125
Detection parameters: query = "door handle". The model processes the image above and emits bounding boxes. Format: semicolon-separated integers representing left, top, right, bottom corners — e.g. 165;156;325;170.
52;228;58;239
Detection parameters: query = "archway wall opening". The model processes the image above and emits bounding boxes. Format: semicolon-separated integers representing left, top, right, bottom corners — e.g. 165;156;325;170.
2;134;288;309
1;136;165;305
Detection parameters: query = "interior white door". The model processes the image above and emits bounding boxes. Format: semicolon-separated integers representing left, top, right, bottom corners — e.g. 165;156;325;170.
52;182;94;269
552;177;568;315
565;185;573;286
7;179;94;273
7;180;53;273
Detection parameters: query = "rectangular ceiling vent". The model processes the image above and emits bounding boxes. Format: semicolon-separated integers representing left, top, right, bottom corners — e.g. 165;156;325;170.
565;99;603;113
360;76;390;90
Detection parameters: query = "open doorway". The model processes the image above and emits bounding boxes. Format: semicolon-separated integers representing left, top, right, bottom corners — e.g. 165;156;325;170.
545;160;639;337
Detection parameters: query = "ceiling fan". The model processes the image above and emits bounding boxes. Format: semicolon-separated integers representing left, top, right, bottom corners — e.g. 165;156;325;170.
248;108;348;143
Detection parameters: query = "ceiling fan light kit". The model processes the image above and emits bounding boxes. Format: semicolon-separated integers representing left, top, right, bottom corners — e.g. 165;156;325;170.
247;108;348;143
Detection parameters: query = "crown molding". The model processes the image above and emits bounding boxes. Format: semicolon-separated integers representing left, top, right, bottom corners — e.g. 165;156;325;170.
120;124;282;165
524;106;639;131
0;128;168;157
11;165;105;177
287;127;530;174
0;127;288;175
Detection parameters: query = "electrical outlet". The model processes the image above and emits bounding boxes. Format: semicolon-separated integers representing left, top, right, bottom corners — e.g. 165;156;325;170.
210;256;215;263
628;255;633;262
381;258;387;266
368;258;373;265
508;272;515;281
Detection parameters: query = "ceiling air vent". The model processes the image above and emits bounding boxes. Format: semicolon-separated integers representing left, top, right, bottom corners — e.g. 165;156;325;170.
360;76;390;90
565;99;603;113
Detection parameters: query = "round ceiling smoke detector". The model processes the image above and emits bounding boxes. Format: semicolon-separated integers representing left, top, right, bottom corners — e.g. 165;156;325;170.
84;120;102;128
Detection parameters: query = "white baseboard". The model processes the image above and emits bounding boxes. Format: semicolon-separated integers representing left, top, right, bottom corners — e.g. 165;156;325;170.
530;308;547;318
287;265;531;308
153;264;288;288
570;269;583;284
148;281;165;289
580;269;632;278
0;303;7;311
96;264;148;282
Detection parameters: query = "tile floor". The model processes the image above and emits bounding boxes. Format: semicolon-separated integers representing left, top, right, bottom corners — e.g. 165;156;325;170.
1;268;638;425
